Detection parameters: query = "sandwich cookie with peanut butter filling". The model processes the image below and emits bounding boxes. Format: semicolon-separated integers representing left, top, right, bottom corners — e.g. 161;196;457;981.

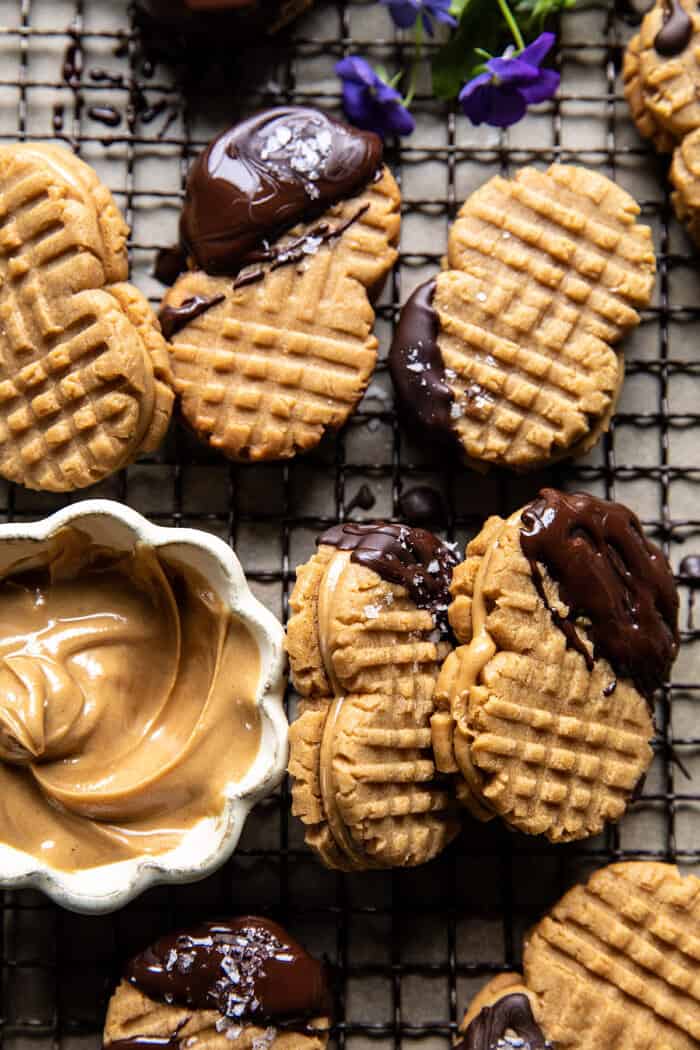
389;166;655;472
103;917;332;1050
160;107;400;462
433;489;679;842
0;144;173;491
287;523;460;870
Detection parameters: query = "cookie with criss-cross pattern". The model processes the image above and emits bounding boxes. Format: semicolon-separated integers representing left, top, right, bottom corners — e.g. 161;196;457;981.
287;522;460;870
161;107;400;463
432;488;679;842
0;143;173;491
389;166;654;472
524;863;700;1049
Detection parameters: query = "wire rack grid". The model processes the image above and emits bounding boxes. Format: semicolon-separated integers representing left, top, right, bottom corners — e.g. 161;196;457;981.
0;1;697;1049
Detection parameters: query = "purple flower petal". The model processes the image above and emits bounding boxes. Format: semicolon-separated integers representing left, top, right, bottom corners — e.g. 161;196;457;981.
380;0;421;28
421;9;435;35
337;55;414;139
484;84;528;127
519;31;556;68
340;80;373;125
336;55;378;87
519;67;560;104
432;6;457;26
459;76;496;125
460;77;528;128
487;55;540;83
383;99;416;136
459;71;492;100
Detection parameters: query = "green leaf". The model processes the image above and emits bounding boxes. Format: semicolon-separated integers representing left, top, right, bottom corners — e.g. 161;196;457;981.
432;0;508;100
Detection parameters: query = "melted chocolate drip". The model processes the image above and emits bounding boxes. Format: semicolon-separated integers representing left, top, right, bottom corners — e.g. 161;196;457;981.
89;105;122;128
159;295;225;340
319;522;458;633
125;917;331;1024
520;489;679;703
457;993;549;1050
180;107;382;276
398;486;447;527
232;205;369;289
345;484;376;515
655;0;693;55
680;552;700;583
154;245;188;286
388;280;455;446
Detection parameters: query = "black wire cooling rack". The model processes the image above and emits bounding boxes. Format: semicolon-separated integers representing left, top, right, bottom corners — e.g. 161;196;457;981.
0;1;698;1048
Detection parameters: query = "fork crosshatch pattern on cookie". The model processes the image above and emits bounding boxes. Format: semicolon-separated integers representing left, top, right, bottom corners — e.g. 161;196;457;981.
0;3;696;1050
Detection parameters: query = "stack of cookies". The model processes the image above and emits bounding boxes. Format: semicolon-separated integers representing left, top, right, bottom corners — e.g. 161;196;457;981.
0;145;173;491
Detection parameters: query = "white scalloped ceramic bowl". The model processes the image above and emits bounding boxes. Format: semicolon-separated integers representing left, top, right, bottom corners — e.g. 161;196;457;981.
0;500;288;914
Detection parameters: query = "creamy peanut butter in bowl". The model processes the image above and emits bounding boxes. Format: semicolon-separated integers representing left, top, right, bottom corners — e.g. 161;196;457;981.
0;501;287;913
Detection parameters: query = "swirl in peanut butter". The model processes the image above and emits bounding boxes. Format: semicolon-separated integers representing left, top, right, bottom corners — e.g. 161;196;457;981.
0;528;261;871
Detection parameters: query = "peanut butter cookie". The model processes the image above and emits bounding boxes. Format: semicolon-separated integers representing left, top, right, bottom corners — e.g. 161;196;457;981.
104;917;331;1050
160;108;400;462
456;974;547;1050
524;862;700;1049
670;125;700;244
433;489;679;842
0;143;173;491
287;523;460;870
623;1;700;150
389;166;655;472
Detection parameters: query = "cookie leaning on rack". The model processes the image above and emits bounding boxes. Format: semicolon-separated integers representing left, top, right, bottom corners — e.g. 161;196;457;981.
160;107;400;463
389;165;655;472
433;488;679;842
0;144;173;491
287;522;460;870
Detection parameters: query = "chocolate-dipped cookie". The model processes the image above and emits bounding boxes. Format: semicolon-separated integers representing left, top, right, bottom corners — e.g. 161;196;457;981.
389;166;655;472
623;1;700;152
433;489;679;842
103;917;332;1050
456;975;548;1050
160;107;400;462
287;522;460;870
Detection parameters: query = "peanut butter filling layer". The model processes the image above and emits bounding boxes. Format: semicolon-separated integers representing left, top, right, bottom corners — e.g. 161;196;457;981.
0;528;261;872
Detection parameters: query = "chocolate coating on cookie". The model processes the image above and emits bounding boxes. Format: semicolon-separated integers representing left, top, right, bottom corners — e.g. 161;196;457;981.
159;294;225;339
319;522;458;632
655;1;693;56
457;993;548;1050
520;489;679;701
180;108;382;276
388;279;455;444
125;917;331;1023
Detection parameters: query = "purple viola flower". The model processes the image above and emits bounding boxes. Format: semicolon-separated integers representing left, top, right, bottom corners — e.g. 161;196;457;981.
459;32;560;129
380;0;456;37
336;56;415;138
